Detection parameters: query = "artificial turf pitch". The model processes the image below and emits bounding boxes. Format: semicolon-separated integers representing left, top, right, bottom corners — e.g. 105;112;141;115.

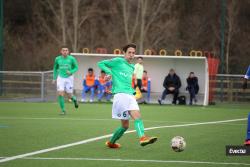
0;102;250;167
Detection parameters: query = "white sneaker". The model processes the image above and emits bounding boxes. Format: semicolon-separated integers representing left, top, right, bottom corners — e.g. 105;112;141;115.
89;99;93;103
81;99;86;102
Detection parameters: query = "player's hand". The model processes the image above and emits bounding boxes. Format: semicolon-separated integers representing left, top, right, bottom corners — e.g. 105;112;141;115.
66;71;71;75
105;75;112;81
168;87;175;91
52;80;56;84
134;79;137;86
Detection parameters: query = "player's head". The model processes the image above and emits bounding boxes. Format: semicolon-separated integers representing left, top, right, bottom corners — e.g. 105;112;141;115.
169;68;175;76
61;46;69;56
137;56;143;64
143;70;147;78
122;43;136;63
100;70;106;77
189;72;195;78
88;68;94;75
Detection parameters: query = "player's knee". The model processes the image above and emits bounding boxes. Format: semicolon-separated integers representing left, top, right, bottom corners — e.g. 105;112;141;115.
122;124;129;129
121;120;129;129
58;91;64;96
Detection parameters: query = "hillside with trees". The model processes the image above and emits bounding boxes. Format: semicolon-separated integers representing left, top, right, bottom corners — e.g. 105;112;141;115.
3;0;250;74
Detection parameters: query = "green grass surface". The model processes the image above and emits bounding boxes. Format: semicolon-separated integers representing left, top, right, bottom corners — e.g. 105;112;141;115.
0;102;250;167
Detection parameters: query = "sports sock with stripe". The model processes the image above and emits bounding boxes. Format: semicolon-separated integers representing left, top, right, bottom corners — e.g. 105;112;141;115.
134;119;145;138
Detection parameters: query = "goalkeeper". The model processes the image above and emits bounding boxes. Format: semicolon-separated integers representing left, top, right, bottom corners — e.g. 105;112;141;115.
53;46;79;115
97;43;157;148
243;65;250;146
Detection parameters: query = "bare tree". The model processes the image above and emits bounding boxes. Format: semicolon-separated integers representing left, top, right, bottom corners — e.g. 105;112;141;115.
119;0;174;54
225;0;239;74
33;0;99;52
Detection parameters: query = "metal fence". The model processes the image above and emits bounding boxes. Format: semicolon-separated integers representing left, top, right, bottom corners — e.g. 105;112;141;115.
0;71;249;103
0;71;55;102
213;74;250;102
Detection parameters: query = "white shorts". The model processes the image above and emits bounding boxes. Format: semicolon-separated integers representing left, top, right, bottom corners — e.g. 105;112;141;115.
57;76;74;94
112;93;140;120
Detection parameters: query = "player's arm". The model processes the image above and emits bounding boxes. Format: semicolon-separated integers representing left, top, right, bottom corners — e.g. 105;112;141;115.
243;66;250;89
243;78;247;89
69;57;79;75
97;58;120;75
53;58;59;81
163;76;168;89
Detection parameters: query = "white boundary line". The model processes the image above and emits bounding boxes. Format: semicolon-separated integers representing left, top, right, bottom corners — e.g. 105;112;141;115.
0;118;247;163
0;116;247;125
20;157;250;166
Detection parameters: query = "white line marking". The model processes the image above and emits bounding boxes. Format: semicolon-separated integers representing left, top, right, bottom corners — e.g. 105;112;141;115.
0;118;246;163
23;157;250;166
0;157;249;166
0;116;246;125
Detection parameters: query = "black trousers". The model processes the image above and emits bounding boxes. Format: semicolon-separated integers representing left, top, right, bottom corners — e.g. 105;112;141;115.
161;89;179;103
134;79;142;90
188;87;196;104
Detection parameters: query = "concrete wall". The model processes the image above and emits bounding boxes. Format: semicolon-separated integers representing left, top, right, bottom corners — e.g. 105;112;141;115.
72;53;209;105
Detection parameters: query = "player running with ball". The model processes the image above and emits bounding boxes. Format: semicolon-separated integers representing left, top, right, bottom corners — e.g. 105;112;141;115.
243;65;250;146
97;43;157;148
53;46;79;115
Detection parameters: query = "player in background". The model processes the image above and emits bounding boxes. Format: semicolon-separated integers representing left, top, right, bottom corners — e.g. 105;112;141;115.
53;46;79;115
243;65;250;146
97;43;157;148
141;70;149;92
97;70;112;102
134;57;144;89
81;68;97;102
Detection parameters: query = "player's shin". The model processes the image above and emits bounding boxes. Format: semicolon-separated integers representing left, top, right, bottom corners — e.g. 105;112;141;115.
71;95;77;102
71;95;79;108
110;127;127;144
58;95;65;112
134;118;145;138
246;113;250;140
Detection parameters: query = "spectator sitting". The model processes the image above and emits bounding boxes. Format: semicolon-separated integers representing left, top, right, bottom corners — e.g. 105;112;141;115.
97;70;112;102
141;70;148;92
158;69;181;105
186;72;199;105
81;68;97;102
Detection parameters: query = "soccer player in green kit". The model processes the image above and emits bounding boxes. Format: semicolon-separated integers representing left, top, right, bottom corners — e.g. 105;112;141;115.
53;46;79;115
98;43;157;148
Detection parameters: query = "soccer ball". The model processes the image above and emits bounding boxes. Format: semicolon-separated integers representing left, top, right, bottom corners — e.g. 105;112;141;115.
171;136;186;152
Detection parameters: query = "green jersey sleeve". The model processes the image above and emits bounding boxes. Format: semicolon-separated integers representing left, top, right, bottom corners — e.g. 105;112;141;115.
53;57;59;80
69;57;78;74
97;57;122;75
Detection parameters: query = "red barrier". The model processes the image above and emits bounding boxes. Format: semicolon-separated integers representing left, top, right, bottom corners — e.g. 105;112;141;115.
207;53;219;103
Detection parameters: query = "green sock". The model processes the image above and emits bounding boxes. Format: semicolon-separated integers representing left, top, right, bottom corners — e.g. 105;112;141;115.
110;127;127;144
134;119;145;138
58;96;65;112
71;95;77;102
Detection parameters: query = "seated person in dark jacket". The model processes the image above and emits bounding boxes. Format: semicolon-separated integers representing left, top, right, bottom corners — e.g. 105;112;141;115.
158;69;181;105
186;72;199;105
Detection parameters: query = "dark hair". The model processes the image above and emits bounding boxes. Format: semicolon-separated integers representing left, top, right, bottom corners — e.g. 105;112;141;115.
137;56;143;60
169;68;175;72
143;70;147;73
88;68;93;72
190;72;194;74
122;43;136;52
101;70;106;74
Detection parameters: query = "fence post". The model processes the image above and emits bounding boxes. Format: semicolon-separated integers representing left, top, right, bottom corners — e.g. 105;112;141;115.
41;72;45;101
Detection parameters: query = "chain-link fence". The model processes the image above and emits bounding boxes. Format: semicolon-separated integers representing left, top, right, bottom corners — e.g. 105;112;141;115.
0;71;249;103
